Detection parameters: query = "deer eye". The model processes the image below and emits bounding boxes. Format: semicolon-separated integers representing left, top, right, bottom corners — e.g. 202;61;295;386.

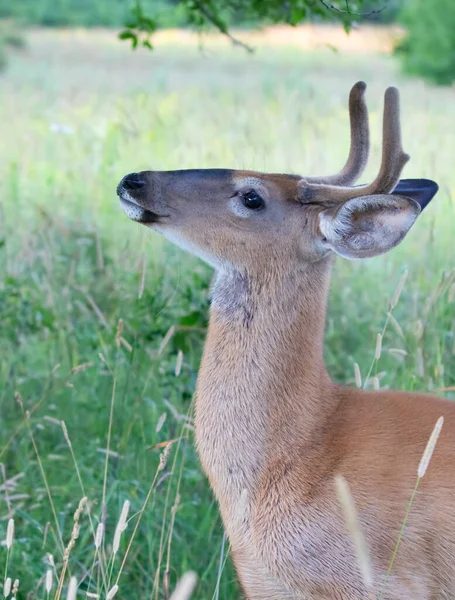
242;190;264;210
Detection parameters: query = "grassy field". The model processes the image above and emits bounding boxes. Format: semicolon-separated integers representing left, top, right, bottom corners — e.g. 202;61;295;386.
0;26;454;599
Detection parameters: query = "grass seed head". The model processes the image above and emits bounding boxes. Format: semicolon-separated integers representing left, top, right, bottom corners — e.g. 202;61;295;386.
418;416;444;478
112;526;121;555
158;442;173;472
45;569;52;593
354;363;362;388
371;377;380;390
66;577;77;600
61;421;72;448
156;413;167;433
74;496;87;521
169;572;198;600
95;523;104;549
118;500;130;532
107;584;119;600
4;578;11;598
175;350;183;376
6;518;14;549
335;474;373;589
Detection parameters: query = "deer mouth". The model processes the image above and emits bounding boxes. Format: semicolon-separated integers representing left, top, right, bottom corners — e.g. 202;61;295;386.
118;193;168;224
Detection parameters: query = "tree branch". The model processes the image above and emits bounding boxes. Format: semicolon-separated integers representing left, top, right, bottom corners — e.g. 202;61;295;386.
319;0;385;17
195;2;254;53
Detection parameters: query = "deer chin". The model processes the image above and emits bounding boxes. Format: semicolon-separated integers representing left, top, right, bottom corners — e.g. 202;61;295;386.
118;192;168;225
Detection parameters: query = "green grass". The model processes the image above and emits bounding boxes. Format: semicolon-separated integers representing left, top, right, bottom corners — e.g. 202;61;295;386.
0;27;454;599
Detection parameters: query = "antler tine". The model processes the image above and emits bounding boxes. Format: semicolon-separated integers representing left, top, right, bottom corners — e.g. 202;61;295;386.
371;86;410;193
305;81;370;186
299;86;410;205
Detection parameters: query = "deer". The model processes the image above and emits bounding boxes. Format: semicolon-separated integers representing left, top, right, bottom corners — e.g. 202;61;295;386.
117;82;455;600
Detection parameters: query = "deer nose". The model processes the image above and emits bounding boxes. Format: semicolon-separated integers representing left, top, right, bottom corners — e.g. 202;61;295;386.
121;172;146;191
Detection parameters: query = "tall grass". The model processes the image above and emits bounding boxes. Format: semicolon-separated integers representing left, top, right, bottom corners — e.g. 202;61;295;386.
0;27;454;598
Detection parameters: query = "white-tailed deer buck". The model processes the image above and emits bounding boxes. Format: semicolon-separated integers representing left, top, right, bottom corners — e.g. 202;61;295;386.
117;82;455;599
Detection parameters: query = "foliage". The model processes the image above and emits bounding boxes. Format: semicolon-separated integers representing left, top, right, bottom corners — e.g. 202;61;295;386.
120;0;389;50
1;28;454;597
0;21;25;71
0;0;186;28
0;0;391;48
396;0;455;85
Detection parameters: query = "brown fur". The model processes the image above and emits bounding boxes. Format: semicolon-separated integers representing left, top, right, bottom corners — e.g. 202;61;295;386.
117;84;453;599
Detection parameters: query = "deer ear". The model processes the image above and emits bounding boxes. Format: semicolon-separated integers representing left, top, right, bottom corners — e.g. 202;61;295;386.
318;194;421;259
391;178;439;212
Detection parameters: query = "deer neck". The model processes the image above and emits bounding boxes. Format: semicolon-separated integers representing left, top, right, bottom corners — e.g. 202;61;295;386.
194;258;335;523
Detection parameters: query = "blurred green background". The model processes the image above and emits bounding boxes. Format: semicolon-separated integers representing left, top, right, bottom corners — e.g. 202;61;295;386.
0;1;454;599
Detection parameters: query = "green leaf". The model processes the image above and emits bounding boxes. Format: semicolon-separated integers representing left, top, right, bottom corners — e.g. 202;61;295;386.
118;30;136;40
179;311;204;327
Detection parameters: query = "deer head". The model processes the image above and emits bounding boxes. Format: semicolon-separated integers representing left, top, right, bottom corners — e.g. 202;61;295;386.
117;82;438;271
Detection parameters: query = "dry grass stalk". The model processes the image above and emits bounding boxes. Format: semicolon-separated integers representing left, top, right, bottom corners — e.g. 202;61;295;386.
114;456;168;587
335;475;373;590
98;353;108;367
86;293;110;329
159;443;173;472
44;416;61;426
74;496;87;522
156;413;167;433
115;319;124;349
375;333;382;360
163;569;170;600
159;326;176;355
119;336;132;352
418;417;444;478
61;421;72;449
70;362;93;374
56;497;87;599
390;270;408;309
19;396;65;555
379;416;445;599
95;230;104;271
416;347;425;377
169;572;198;600
414;320;424;340
448;282;455;303
138;253;146;299
388;313;404;339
